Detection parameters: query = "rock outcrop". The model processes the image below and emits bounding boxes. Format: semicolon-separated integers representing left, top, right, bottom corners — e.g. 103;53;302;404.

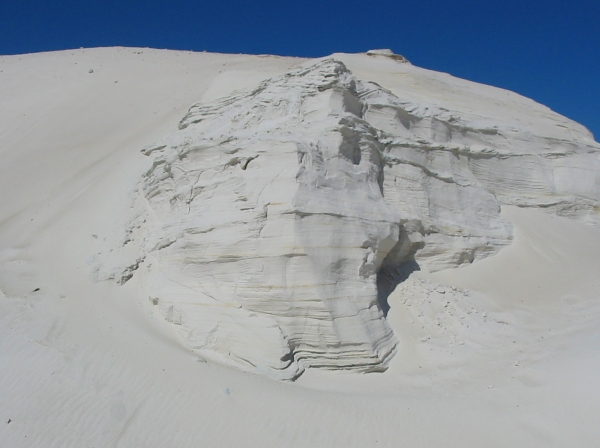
106;57;600;379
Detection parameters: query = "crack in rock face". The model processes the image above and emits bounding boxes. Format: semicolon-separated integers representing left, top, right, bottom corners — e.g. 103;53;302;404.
108;59;600;380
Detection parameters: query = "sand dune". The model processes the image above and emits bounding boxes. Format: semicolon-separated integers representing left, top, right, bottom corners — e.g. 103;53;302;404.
1;48;599;447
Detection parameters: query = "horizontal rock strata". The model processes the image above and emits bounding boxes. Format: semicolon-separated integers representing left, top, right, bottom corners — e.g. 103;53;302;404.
106;58;600;379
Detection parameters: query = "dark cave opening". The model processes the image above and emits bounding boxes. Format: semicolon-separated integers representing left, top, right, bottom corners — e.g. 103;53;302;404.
376;258;420;317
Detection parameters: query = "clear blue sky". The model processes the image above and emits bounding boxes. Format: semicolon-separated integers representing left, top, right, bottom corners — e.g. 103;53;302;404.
2;0;598;139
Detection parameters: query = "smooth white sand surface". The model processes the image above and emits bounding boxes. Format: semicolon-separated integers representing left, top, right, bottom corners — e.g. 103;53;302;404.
1;48;599;447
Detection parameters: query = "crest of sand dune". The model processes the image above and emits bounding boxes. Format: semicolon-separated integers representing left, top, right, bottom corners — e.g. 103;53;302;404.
1;47;599;447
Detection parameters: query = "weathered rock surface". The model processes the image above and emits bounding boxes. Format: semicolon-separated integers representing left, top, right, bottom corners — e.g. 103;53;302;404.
104;56;600;379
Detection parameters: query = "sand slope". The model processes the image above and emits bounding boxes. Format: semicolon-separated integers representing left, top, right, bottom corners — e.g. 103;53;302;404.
1;48;599;447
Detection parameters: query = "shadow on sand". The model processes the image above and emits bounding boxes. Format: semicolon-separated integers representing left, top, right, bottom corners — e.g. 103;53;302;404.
376;258;420;317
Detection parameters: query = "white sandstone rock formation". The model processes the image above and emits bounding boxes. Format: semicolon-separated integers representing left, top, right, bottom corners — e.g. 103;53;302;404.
103;57;600;379
365;49;410;63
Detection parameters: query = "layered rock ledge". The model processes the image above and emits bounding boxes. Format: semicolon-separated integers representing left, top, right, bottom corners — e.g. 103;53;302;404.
103;58;600;379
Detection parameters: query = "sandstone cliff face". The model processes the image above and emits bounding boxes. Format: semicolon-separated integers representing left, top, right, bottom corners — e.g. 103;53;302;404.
107;57;600;379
